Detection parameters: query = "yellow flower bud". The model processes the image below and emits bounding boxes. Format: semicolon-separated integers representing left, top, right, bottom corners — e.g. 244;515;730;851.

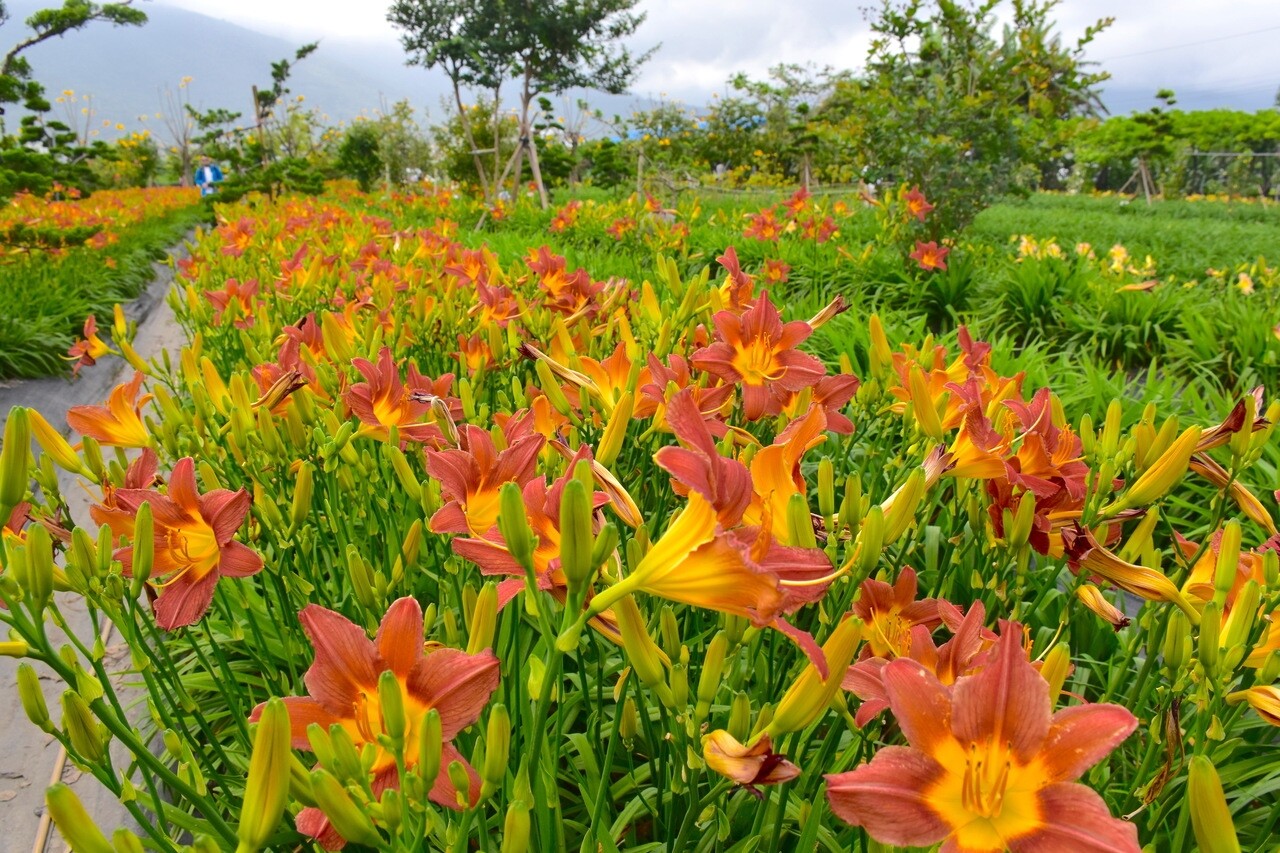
817;458;836;519
129;502;154;596
596;390;633;468
881;468;925;546
289;462;313;530
28;409;94;479
1106;425;1200;514
446;760;472;809
386;445;422;503
907;364;944;440
868;315;893;379
767;618;862;736
614;594;675;707
24;522;54;612
1214;521;1242;606
1039;642;1073;708
1198;602;1222;679
235;697;292;853
46;782;113;853
1187;754;1241;853
727;691;752;741
467;583;499;655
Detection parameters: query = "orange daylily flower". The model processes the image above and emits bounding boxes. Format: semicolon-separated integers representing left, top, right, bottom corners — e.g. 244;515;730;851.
344;346;457;444
91;458;261;630
426;417;545;537
904;187;935;222
852;567;942;659
716;246;755;308
828;624;1140;852
910;240;950;271
66;315;112;375
585;492;834;674
703;730;800;794
67;371;152;448
250;598;499;850
204;277;259;329
761;258;791;286
692;292;825;421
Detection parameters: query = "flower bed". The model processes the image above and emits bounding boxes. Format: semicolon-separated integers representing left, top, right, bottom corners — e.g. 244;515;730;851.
2;182;1278;851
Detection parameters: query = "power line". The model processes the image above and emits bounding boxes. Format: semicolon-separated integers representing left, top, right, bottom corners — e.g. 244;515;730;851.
1097;23;1280;61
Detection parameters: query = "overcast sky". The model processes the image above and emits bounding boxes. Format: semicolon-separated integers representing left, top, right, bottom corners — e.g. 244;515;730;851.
155;0;1280;112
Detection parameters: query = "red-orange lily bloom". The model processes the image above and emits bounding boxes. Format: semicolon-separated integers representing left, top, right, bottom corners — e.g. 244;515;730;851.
67;372;152;448
250;598;499;850
828;623;1140;852
344;346;456;444
426;417;545;537
692;292;825;421
910;240;950;271
904;187;935;222
91;457;261;630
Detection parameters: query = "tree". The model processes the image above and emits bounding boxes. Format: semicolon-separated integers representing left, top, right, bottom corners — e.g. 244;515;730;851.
388;0;505;200
493;0;655;207
390;0;655;208
0;0;145;121
821;0;1111;231
337;121;382;192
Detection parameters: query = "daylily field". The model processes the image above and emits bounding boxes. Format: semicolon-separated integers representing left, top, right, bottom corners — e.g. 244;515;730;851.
3;180;1280;852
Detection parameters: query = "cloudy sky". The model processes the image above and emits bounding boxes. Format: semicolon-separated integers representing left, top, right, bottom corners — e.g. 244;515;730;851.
155;0;1280;112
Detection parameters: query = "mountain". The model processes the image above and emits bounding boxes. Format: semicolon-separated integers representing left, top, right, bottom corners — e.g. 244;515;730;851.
0;2;666;139
3;0;442;134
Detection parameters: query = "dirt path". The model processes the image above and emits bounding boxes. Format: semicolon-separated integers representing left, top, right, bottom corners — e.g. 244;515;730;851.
0;234;194;852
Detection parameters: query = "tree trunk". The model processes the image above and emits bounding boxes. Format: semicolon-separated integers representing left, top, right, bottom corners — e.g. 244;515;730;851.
518;69;549;209
449;78;490;202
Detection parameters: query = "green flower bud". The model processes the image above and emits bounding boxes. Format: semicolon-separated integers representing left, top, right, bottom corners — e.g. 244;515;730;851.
289;462;314;530
727;691;752;742
310;769;382;847
377;671;406;744
62;690;107;763
1198;602;1222;680
695;632;729;723
497;482;536;572
417;708;443;788
129;502;154;596
446;760;472;809
112;828;145;853
387;445;422;503
559;478;594;595
0;406;31;514
18;662;52;731
481;704;510;797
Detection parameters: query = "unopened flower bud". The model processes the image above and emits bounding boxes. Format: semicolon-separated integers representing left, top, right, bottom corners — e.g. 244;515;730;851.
18;662;51;731
614;594;675;707
481;704;510;797
1198;602;1222;679
1108;425;1200;514
129;502;154;595
1214;521;1242;606
907;364;944;440
867;315;893;380
881;468;925;546
310;769;382;847
497;482;536;572
387;445;422;503
0;406;31;515
113;828;145;853
1039;642;1073;708
786;492;817;549
24;522;54;612
446;760;472;809
62;690;107;763
618;697;638;745
596;391;633;468
236;697;292;853
695;632;729;722
768;618;862;737
854;506;885;577
559;478;594;595
28;410;93;480
46;782;113;853
727;691;752;742
417;708;443;788
500;791;531;853
289;462;313;531
377;671;406;744
467;583;498;655
817;459;835;519
1187;754;1241;853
